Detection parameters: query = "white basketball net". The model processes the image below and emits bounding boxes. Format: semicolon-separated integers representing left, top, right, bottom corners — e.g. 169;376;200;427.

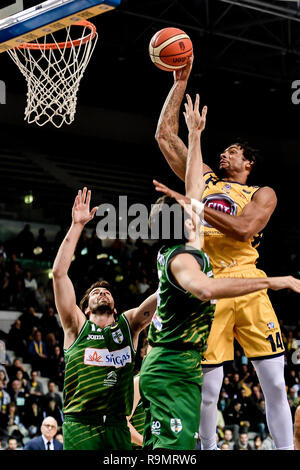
7;21;98;128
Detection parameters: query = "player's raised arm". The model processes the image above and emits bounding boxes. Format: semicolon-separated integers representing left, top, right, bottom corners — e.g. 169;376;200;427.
155;57;212;181
183;93;207;201
52;188;98;347
123;292;157;350
169;253;300;300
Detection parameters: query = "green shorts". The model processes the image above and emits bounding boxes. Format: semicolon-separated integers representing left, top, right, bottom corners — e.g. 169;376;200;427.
139;346;203;450
63;414;132;450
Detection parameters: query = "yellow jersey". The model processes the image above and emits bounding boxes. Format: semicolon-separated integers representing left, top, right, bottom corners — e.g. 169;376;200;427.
202;171;262;274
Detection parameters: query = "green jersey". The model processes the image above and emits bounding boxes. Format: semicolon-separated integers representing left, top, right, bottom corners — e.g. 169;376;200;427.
63;313;135;418
148;244;215;353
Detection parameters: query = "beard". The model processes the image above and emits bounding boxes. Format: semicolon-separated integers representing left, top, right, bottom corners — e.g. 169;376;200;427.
90;301;114;315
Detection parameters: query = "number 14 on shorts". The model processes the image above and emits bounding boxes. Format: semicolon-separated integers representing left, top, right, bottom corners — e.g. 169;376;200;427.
266;332;284;352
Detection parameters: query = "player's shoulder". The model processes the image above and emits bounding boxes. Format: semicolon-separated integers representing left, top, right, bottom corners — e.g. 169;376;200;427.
251;185;277;202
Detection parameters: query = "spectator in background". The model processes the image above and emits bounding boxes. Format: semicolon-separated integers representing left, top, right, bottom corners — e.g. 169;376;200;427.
23;402;44;438
6;436;21;450
262;432;276;450
0;369;9;389
28;371;44;405
48;345;65;391
288;387;300;420
0;272;11;309
137;276;150;296
231;373;242;400
0;379;11;414
24;270;38;306
43;399;63;427
7;320;27;359
24;416;63;450
222;376;234;398
45;333;59;361
218;388;231;414
220;442;230;450
15;224;34;259
19;306;41;342
251;399;267;439
27;331;47;375
223;400;245;441
250;385;264;406
218;428;234;450
234;431;253;450
15;370;30;397
7;380;27;417
253;434;263;450
35;284;47;312
43;381;62;410
40;306;60;340
5;402;28;440
7;358;29;383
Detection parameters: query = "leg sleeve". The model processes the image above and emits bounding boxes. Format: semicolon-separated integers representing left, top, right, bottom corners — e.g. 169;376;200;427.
251;355;294;450
199;366;224;450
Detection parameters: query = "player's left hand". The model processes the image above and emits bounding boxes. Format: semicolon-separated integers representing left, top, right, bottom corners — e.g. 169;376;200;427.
183;94;207;134
72;187;98;226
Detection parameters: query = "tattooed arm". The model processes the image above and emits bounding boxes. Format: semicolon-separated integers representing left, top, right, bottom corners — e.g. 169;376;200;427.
155;56;212;181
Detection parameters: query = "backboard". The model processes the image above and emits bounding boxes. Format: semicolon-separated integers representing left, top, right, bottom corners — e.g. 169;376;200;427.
0;0;120;53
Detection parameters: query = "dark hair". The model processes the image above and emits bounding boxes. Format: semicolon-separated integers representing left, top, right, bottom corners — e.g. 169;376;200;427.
232;139;261;166
79;280;113;313
149;195;191;247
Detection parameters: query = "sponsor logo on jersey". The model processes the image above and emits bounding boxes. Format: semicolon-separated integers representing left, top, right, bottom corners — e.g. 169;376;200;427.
87;334;104;340
170;418;182;433
242;189;252;194
84;346;132;368
201;193;237;228
222;183;231;192
267;321;275;330
152;313;163;332
112;329;124;344
151;420;161;435
103;371;118;387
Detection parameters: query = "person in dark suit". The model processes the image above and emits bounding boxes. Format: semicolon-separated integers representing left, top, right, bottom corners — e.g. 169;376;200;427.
24;416;63;450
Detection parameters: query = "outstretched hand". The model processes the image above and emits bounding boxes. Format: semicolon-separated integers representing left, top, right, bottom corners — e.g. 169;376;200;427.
72;187;98;226
183;94;207;134
153;179;190;207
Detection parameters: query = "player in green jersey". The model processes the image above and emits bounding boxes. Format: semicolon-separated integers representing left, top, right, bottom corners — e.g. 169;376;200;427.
52;188;157;450
127;374;145;449
140;94;300;450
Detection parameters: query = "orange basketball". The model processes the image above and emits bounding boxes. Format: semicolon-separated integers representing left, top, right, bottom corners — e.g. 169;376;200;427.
149;27;193;72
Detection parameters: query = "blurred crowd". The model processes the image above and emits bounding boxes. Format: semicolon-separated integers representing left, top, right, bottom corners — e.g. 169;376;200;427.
0;224;299;450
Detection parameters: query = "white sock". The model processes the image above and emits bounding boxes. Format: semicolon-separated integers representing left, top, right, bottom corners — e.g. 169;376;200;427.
199;366;224;450
251;355;294;450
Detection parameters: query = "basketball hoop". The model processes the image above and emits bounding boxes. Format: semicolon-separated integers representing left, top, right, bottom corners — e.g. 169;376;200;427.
7;20;98;128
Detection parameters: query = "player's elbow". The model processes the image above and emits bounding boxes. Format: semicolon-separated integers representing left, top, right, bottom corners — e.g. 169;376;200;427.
236;225;255;242
52;267;66;280
188;281;212;301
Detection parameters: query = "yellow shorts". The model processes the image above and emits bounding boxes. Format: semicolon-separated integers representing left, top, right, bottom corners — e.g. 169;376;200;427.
201;267;285;367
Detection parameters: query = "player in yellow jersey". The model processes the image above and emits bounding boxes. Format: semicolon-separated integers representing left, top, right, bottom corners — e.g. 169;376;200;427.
154;57;294;450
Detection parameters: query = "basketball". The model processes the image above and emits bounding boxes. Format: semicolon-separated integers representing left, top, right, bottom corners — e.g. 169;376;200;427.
149;27;193;72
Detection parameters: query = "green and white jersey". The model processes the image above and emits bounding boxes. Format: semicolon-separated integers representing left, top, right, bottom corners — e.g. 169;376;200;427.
63;313;135;418
148;244;215;354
